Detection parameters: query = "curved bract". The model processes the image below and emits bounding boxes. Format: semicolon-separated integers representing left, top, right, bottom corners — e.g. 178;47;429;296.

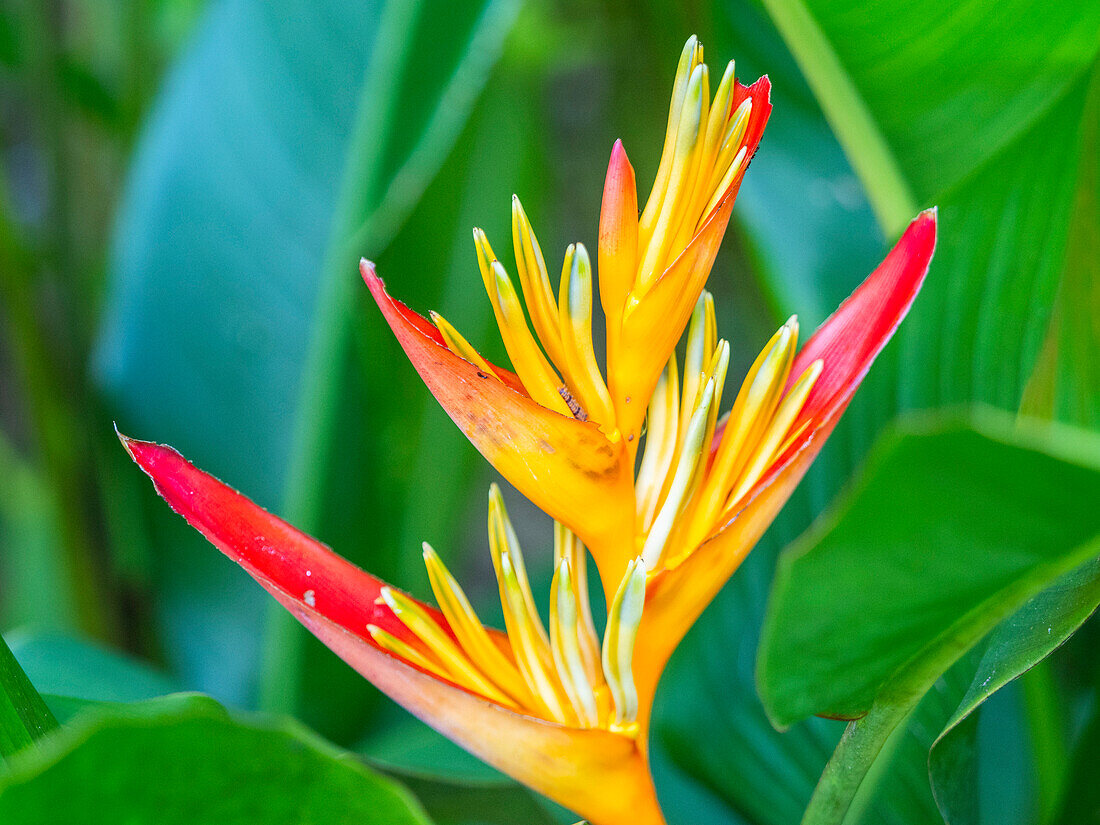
364;267;635;583
125;36;937;825
122;437;660;825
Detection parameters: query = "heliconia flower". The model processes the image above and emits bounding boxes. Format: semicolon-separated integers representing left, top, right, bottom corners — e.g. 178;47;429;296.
367;36;771;589
124;36;937;825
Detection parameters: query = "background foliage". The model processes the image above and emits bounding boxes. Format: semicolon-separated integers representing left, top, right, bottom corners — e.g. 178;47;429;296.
1;1;1097;823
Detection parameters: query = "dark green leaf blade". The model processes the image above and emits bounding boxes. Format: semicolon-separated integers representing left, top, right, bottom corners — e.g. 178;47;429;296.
0;633;57;760
759;411;1100;726
0;694;433;825
928;558;1100;825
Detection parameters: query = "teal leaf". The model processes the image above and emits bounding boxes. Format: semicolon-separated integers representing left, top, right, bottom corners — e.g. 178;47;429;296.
93;0;521;733
928;558;1100;825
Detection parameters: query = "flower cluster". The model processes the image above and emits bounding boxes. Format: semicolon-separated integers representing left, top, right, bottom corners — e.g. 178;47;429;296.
125;36;936;825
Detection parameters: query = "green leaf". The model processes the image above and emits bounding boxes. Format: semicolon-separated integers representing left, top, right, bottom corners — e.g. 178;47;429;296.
93;0;520;731
713;0;884;329
752;0;1100;428
0;693;433;825
757;0;1100;234
757;410;1100;822
759;412;1100;724
0;633;57;760
928;558;1100;825
1020;65;1100;429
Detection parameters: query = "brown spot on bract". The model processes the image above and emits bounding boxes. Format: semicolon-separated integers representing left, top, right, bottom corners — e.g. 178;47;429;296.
477;370;489;379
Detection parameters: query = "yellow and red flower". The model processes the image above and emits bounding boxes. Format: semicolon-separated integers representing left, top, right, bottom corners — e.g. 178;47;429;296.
124;36;936;825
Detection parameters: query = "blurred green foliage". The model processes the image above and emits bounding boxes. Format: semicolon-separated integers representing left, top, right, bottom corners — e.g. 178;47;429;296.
0;0;1097;823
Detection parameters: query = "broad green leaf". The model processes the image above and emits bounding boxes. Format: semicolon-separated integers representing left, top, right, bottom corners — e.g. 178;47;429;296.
928;558;1100;825
0;693;433;824
757;0;1100;233
0;634;56;760
93;0;520;733
1020;68;1100;429
757;411;1100;822
759;411;1100;723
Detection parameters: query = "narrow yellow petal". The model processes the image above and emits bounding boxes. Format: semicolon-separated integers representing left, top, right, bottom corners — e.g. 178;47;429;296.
486;486;574;721
488;485;552;650
554;522;602;686
702;61;737;171
679;292;716;439
701;340;731;461
472;227;499;294
636;356;680;530
512;196;568;373
698;98;752;226
379;587;516;707
498;551;571;724
430;311;501;381
550;559;600;727
671;61;735;253
490;261;574;416
602;558;647;731
686;317;799;547
718;98;754;169
699;145;747;227
727;358;823;507
639;36;703;246
422;543;530;704
640;375;715;568
559;243;617;429
661;340;730;569
637;62;709;291
367;624;452;682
